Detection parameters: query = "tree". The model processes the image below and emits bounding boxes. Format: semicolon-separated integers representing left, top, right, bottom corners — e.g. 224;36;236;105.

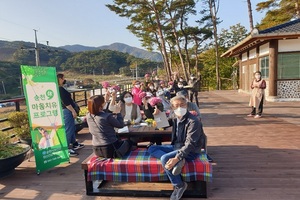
256;0;300;30
200;23;247;90
247;0;254;31
107;0;172;78
218;23;248;49
203;0;221;90
106;0;212;81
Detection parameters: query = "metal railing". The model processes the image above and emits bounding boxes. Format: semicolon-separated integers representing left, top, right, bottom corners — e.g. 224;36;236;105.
0;88;98;133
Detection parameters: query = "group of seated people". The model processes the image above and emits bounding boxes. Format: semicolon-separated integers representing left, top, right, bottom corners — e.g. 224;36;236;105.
85;77;207;199
105;75;201;124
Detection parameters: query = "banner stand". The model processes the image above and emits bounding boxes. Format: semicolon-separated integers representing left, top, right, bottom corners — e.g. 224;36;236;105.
21;65;70;174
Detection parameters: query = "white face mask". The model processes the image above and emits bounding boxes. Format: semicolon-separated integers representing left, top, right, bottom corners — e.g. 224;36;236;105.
255;75;261;80
135;84;140;88
149;86;154;90
178;84;183;88
174;107;187;117
157;90;164;96
124;97;132;103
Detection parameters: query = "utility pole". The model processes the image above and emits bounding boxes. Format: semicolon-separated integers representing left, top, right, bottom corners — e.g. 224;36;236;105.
135;62;138;80
1;81;6;94
34;29;40;66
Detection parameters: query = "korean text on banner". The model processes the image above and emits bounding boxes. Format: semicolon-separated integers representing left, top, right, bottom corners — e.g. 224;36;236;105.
21;65;69;174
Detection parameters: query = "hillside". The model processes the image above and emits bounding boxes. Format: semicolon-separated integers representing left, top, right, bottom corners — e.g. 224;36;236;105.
0;40;70;64
0;40;162;62
60;42;163;62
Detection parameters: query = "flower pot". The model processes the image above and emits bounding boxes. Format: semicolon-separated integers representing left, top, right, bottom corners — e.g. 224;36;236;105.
0;143;31;178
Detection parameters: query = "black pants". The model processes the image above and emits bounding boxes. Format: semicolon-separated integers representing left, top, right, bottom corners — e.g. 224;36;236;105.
93;140;122;158
190;91;199;107
250;96;264;116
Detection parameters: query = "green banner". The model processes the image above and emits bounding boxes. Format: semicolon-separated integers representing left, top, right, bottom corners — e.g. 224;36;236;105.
21;65;69;174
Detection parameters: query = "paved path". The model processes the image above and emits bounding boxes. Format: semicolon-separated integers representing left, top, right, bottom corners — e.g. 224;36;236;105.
0;90;299;200
201;90;300;200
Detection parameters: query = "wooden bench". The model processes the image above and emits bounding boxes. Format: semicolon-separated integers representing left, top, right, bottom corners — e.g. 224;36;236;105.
81;149;212;198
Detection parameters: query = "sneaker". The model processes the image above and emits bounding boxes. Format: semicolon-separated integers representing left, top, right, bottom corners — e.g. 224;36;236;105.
73;142;85;150
254;115;262;118
170;187;177;200
247;114;254;117
69;149;78;157
206;154;214;163
175;182;188;200
172;158;185;176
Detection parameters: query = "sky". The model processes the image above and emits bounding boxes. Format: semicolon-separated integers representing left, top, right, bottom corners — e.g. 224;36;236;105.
0;0;265;50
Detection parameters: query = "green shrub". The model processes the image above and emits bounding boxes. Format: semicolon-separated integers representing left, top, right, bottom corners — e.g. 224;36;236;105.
8;111;31;139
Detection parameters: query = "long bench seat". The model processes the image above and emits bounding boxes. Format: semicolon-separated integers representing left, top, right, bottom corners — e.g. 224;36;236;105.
81;149;212;198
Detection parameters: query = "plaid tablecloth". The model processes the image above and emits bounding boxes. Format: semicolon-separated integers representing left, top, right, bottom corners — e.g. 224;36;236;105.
87;149;212;182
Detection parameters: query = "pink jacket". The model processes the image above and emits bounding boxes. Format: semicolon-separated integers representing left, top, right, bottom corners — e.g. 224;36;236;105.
131;86;142;106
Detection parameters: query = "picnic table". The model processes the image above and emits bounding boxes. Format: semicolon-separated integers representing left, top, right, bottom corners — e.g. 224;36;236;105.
81;124;212;198
118;125;172;146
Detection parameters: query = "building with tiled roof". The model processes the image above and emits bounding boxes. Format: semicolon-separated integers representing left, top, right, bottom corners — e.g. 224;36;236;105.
222;19;300;101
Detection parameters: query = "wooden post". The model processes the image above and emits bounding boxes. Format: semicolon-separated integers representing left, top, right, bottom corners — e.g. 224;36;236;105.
269;40;278;97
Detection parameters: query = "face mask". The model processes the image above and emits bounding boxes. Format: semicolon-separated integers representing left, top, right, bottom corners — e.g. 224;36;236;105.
255;75;261;80
109;88;115;93
178;84;183;88
63;80;66;84
149;86;154;90
135;84;140;88
124;97;132;103
157;90;164;96
174;107;187;117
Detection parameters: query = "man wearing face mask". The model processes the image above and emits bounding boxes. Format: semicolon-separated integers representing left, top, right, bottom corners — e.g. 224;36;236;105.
147;95;206;200
248;71;266;118
57;73;84;157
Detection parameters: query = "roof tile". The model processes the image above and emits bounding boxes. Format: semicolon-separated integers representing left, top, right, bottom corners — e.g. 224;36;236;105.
259;18;300;34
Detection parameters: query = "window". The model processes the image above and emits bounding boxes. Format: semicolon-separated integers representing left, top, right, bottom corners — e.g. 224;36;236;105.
278;53;300;79
260;56;269;78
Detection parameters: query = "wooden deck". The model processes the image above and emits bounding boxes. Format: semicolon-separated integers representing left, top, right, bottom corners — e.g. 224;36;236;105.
0;90;299;200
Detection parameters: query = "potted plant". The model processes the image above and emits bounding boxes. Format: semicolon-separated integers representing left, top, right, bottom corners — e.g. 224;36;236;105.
0;131;30;178
8;111;32;145
75;106;88;133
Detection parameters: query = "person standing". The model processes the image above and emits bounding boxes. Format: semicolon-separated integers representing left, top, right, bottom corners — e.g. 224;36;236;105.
247;71;266;118
57;73;84;156
187;74;200;107
142;73;152;91
147;95;206;200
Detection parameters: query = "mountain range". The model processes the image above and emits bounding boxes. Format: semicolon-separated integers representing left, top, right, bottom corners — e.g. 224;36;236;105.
59;42;162;62
0;40;163;62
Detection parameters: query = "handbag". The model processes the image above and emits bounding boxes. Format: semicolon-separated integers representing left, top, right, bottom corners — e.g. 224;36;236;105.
90;114;130;158
114;140;130;158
